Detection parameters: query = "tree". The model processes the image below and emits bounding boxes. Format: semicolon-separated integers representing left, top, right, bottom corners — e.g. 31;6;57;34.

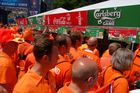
53;0;107;10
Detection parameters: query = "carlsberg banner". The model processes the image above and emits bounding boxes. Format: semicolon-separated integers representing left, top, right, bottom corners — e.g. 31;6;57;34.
88;5;140;27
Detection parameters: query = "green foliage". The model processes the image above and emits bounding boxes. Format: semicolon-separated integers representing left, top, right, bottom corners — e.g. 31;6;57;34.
53;0;95;10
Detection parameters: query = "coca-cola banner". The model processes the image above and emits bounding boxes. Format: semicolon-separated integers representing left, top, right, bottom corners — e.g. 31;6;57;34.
108;28;137;43
16;18;28;26
45;11;87;26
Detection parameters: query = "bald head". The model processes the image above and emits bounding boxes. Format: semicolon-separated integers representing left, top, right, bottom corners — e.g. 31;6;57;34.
87;37;98;46
72;58;98;82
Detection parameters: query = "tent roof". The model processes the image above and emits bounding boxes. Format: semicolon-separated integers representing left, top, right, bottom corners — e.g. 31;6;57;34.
71;0;140;12
28;7;68;18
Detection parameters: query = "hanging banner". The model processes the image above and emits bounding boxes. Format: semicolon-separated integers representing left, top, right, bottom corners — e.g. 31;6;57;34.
70;27;86;32
136;31;140;44
108;28;136;43
84;28;104;39
88;5;140;27
16;18;28;26
0;0;28;7
57;27;68;35
49;26;59;33
45;11;87;26
36;16;44;25
28;0;41;16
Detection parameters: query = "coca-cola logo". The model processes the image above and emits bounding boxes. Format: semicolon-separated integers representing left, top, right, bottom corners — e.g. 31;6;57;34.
53;13;71;25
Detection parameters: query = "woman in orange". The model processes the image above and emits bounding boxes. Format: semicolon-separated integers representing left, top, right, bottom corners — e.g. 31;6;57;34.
102;48;133;93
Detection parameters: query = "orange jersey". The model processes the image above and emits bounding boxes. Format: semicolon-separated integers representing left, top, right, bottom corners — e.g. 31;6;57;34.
51;55;72;90
100;55;112;70
82;49;102;72
79;43;88;51
103;66;129;93
0;52;17;93
102;49;110;57
25;53;36;72
93;48;100;57
13;69;56;93
69;47;82;63
57;83;74;93
127;49;140;83
79;44;100;57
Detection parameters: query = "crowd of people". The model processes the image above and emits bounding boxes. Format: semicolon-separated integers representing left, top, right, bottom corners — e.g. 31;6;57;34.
0;24;140;93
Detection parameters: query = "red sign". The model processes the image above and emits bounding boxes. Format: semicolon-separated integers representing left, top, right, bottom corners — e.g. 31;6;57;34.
108;28;137;42
70;27;86;32
45;11;87;26
16;18;28;26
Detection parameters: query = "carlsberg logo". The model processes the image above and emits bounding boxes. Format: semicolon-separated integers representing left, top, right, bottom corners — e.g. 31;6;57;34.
94;8;121;20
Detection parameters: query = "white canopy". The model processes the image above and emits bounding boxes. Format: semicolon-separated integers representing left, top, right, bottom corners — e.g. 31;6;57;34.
28;7;69;18
71;0;140;12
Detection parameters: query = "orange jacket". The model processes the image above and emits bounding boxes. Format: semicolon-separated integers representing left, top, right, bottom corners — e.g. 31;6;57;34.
127;48;140;83
51;55;72;90
0;52;17;93
25;53;36;72
100;55;112;70
102;49;110;57
57;83;74;93
81;49;102;72
79;44;100;57
69;47;82;63
103;66;129;93
13;69;56;93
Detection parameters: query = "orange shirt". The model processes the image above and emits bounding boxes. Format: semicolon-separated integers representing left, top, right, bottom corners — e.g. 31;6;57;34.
13;69;56;93
51;55;72;90
0;52;17;93
100;55;112;70
79;44;100;57
25;53;36;72
78;43;88;51
103;66;129;93
82;49;102;72
102;49;110;57
93;48;100;57
57;83;74;93
127;49;140;83
69;47;81;63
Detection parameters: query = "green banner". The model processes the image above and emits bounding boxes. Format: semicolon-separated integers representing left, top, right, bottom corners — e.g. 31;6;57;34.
136;31;140;44
28;17;37;25
88;5;140;27
57;27;68;35
36;16;44;25
84;28;104;39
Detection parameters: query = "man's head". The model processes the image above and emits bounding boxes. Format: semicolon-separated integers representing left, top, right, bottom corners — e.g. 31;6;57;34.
56;34;71;55
70;32;82;48
2;41;19;62
87;37;98;50
72;58;98;87
109;42;121;55
33;35;58;69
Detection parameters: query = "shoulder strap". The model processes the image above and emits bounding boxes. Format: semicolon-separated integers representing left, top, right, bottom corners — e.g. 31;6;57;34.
56;61;69;65
114;76;123;81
